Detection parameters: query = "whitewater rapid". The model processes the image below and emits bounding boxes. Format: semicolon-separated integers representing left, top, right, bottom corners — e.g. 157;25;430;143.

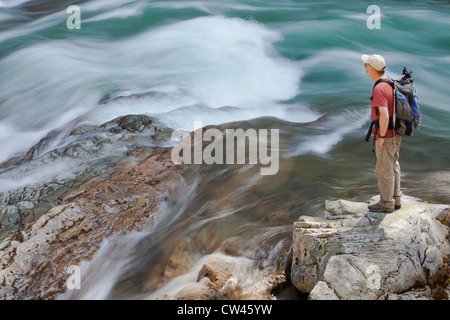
0;15;320;167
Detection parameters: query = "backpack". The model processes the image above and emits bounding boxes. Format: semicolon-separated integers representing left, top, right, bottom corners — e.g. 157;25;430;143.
365;67;421;143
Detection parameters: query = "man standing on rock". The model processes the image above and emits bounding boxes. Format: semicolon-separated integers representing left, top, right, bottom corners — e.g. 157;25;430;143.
362;54;402;213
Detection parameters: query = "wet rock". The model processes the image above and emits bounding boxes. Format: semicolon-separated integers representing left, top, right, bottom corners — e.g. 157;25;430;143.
175;282;213;300
0;205;20;229
267;239;293;295
291;195;450;300
0;115;185;300
174;261;234;300
158;239;290;301
0;114;174;241
0;205;19;216
0;147;183;299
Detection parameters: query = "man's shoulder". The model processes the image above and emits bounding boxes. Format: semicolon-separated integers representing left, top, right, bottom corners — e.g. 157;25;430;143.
376;77;394;86
374;78;394;93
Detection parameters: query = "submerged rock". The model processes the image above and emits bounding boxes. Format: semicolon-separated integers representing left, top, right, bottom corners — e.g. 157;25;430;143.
291;195;450;300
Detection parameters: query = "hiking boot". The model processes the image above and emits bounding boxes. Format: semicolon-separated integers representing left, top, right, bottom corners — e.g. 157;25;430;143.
368;203;394;213
395;204;401;210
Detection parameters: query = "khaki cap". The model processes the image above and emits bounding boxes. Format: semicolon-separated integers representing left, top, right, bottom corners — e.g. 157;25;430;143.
362;54;386;71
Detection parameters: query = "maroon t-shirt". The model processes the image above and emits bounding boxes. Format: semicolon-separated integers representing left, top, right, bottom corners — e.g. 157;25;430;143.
371;78;396;138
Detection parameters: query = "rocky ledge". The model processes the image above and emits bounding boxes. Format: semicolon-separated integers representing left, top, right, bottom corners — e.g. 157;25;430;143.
291;196;450;300
0;115;185;299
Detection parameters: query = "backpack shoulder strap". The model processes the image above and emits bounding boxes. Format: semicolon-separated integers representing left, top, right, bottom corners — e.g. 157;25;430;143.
373;78;394;90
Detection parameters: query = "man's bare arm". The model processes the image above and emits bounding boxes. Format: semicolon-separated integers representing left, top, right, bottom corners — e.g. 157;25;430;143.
377;106;389;148
378;106;389;137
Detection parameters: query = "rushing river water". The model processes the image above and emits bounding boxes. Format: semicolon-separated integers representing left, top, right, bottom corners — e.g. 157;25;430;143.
1;0;449;299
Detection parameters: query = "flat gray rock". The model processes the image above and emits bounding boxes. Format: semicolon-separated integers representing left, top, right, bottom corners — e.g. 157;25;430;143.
291;195;450;300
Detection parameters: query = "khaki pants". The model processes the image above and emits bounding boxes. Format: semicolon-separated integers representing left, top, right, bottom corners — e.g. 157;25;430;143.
375;135;402;210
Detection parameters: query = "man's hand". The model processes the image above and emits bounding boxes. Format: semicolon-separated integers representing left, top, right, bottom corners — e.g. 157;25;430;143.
377;137;385;148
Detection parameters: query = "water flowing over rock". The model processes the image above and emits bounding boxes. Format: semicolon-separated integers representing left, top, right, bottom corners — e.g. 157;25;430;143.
153;238;291;300
291;196;450;300
0;114;174;240
0;115;184;299
0;113;297;300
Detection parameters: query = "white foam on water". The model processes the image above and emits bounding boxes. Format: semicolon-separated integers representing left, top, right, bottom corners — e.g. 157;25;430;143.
83;1;147;23
57;232;146;300
288;108;370;157
146;0;300;14
0;15;310;165
144;251;278;300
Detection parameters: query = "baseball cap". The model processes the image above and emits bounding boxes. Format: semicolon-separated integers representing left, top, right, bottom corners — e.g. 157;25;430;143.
361;54;386;71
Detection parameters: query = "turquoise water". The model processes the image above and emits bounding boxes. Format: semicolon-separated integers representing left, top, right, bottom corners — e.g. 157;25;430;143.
1;0;449;299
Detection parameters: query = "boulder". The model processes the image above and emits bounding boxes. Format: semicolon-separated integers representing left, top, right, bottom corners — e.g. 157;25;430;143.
291;195;450;300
